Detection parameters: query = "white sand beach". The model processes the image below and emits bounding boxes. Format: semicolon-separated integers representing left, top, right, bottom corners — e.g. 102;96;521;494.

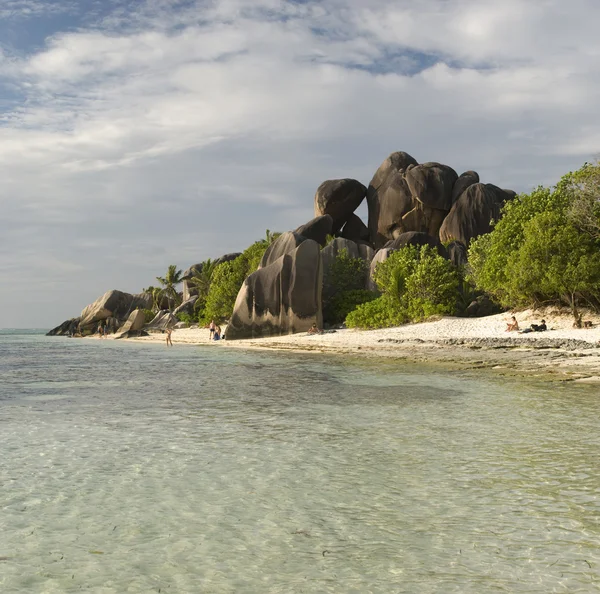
111;308;600;382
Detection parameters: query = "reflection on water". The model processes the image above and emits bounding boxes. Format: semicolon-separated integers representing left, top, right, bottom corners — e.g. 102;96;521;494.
0;332;599;593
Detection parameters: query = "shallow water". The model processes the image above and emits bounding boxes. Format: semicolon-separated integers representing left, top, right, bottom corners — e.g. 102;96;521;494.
1;330;599;593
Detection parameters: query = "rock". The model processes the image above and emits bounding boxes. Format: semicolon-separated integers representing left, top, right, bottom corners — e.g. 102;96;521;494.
383;232;448;259
502;189;517;201
173;296;198;316
46;317;80;337
144;311;178;331
447;240;468;267
259;231;307;269
452;171;480;203
314;179;367;233
79;290;152;328
465;295;503;318
225;239;323;340
439;183;507;246
404;162;458;211
340;213;370;243
114;309;147;338
367;248;393;292
295;215;333;247
367;151;418;248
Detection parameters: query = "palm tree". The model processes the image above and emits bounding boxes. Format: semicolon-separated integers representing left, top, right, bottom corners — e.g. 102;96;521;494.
187;259;218;317
156;265;183;311
141;285;163;312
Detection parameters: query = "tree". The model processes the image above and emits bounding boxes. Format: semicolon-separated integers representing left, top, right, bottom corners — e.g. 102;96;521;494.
156;265;183;311
468;165;600;318
186;259;217;319
567;161;600;240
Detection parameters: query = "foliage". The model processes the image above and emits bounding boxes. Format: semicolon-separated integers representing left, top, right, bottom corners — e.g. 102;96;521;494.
156;265;183;311
201;232;279;323
326;289;378;325
322;249;372;324
141;308;156;324
176;312;194;325
187;259;217;320
468;165;600;316
347;245;459;328
566;161;600;240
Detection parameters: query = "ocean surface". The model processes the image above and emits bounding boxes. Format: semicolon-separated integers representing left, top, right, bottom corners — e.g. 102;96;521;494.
1;329;599;593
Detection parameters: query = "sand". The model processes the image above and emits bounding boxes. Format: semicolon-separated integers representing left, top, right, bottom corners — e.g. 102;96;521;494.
108;307;600;383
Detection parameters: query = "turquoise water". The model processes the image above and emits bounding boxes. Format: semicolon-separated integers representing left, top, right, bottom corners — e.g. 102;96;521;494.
1;330;599;593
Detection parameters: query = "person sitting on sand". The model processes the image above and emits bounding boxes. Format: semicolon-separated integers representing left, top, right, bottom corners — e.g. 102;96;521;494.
165;327;173;346
505;316;519;332
307;323;322;335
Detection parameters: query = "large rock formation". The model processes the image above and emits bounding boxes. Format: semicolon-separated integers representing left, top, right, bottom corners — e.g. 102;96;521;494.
46;317;80;337
367;155;458;247
383;231;448;259
144;311;178;331
114;309;147;339
452;171;480;203
295;215;333;247
314;179;367;233
367;151;419;248
225;240;323;339
259;231;307;269
340;213;370;243
79;290;151;328
439;183;508;247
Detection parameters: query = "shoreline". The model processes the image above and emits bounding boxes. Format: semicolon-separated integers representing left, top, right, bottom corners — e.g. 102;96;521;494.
100;309;600;383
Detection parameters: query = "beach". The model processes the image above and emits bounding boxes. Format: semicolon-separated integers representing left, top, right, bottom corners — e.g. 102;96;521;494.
114;309;600;383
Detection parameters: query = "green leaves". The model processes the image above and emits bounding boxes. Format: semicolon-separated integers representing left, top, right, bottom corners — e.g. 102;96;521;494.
346;245;459;328
468;164;600;315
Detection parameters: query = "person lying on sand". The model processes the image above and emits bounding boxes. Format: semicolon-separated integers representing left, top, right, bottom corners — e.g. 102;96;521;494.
519;319;547;334
505;316;519;332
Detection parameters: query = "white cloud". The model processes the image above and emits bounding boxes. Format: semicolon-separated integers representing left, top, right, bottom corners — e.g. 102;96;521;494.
1;0;599;326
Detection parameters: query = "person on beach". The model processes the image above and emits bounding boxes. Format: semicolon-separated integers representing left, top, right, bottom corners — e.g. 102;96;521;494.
213;325;221;340
520;319;547;334
505;316;519;332
307;323;322;335
209;320;216;340
166;327;173;346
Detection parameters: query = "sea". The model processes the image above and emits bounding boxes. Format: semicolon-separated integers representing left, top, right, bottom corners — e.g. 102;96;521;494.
1;329;599;593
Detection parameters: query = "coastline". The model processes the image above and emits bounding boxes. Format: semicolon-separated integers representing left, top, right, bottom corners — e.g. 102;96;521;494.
101;309;600;383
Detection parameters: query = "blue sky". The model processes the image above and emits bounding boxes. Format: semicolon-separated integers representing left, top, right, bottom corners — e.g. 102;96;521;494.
1;0;599;328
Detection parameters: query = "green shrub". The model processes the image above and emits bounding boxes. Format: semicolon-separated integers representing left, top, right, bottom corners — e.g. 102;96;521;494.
468;165;600;317
326;289;378;325
347;245;459;328
176;312;194;325
141;308;156;324
201;235;276;324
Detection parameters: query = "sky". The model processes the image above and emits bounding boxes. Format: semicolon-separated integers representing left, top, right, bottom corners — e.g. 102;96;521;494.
1;0;599;328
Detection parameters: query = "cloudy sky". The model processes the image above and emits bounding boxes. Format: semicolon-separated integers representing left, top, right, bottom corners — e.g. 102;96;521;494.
1;0;599;328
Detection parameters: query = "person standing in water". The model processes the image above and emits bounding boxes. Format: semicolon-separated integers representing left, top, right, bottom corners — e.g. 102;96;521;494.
166;327;173;346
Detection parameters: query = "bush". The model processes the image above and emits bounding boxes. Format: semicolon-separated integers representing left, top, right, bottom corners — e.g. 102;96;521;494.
176;312;194;325
323;249;369;324
201;236;275;324
468;165;600;316
141;309;156;324
346;245;459;328
346;295;408;329
326;289;378;325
